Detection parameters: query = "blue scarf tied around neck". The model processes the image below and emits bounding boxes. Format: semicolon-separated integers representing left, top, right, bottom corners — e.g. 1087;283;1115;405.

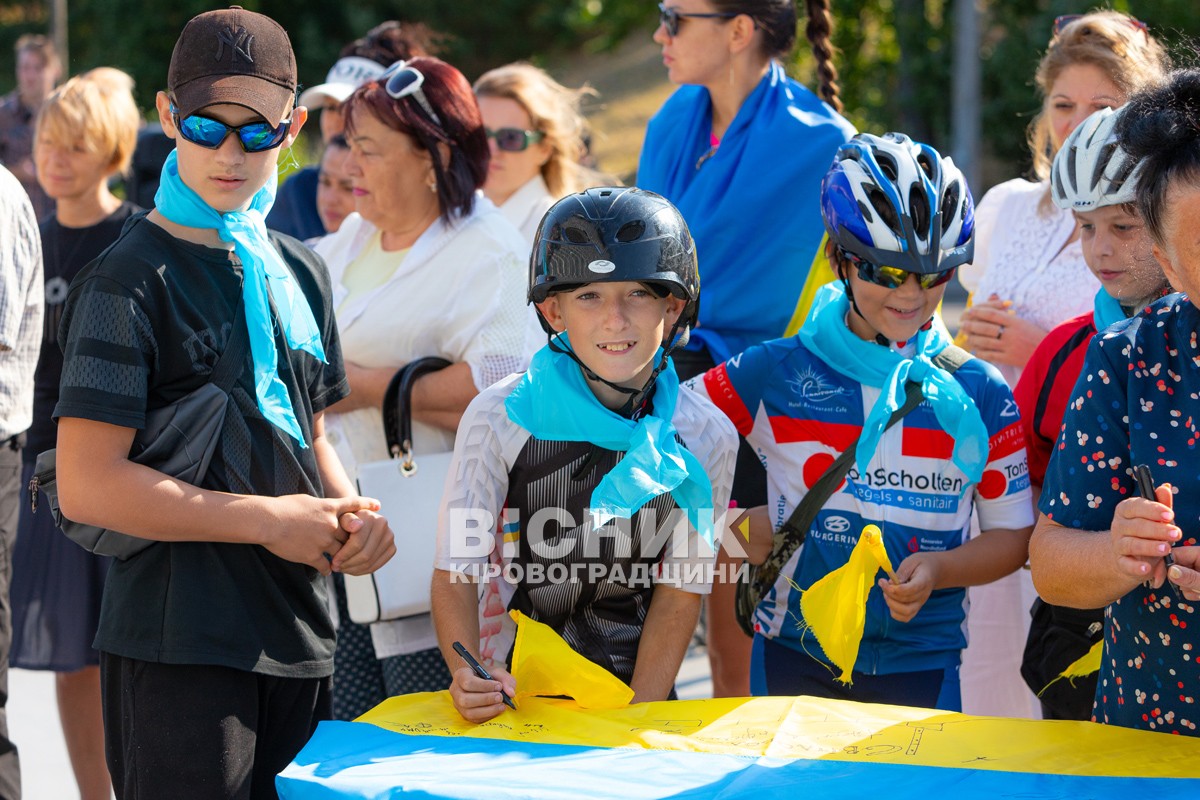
798;283;989;486
1093;287;1128;331
505;335;716;548
155;150;327;447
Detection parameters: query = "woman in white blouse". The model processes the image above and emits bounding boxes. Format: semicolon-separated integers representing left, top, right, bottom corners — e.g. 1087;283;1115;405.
473;63;607;243
954;12;1166;720
316;57;529;719
958;12;1166;386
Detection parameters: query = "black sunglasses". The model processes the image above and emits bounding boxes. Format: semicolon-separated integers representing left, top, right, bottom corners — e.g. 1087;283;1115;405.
170;104;291;153
486;126;546;153
657;3;739;38
840;247;956;290
380;61;443;129
1052;14;1148;37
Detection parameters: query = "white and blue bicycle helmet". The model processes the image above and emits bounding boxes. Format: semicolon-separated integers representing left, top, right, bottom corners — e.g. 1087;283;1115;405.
821;132;975;274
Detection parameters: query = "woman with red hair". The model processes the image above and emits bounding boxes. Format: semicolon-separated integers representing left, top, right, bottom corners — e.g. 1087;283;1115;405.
315;57;529;718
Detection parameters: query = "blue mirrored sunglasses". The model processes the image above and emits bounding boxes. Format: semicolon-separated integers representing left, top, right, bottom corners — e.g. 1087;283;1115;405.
170;104;290;153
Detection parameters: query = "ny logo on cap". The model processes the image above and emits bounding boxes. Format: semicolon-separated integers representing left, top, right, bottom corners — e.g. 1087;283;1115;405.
215;26;254;63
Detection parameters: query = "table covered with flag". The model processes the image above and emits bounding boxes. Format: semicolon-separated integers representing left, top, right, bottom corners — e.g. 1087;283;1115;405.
278;612;1200;798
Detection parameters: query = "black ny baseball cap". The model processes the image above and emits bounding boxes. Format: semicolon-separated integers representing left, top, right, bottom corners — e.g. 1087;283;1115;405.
168;6;297;122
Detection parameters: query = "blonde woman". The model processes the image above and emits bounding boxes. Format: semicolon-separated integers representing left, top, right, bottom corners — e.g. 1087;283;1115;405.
959;12;1167;385
954;11;1167;720
474;63;607;242
13;66;141;800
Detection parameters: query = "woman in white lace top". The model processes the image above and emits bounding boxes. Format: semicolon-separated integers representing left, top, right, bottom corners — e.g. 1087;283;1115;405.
958;12;1167;387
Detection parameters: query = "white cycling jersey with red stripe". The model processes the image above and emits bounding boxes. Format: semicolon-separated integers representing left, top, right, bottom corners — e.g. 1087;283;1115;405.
689;335;1035;675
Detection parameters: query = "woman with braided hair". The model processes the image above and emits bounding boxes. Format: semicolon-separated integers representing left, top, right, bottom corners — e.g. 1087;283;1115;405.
638;0;853;697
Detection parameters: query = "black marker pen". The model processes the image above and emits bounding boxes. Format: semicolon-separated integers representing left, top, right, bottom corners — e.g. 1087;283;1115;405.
1134;464;1183;601
453;641;517;710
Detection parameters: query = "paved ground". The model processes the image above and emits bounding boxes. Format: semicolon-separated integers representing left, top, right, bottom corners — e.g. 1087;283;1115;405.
11;292;967;797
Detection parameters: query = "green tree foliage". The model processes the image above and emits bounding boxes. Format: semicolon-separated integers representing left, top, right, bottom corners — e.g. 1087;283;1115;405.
0;0;1194;179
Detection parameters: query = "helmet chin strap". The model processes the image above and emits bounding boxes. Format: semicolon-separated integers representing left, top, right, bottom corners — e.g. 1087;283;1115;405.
545;318;689;419
838;273;934;348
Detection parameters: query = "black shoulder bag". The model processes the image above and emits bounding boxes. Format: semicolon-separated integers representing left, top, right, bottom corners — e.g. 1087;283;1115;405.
29;300;250;561
734;345;970;637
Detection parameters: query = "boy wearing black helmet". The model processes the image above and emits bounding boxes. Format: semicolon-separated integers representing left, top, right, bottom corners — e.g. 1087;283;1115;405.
431;187;737;723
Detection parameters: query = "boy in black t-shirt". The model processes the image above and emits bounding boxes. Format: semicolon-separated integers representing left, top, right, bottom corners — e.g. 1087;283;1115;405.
53;9;394;797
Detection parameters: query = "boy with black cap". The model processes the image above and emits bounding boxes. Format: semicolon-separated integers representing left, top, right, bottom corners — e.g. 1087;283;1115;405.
52;7;394;796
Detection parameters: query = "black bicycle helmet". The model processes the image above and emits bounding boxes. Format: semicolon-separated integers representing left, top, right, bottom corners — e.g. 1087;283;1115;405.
529;187;699;332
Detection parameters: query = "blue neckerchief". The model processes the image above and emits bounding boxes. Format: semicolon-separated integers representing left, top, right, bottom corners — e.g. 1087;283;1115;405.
637;61;855;362
797;283;988;485
1093;288;1128;331
504;335;716;547
155;150;326;446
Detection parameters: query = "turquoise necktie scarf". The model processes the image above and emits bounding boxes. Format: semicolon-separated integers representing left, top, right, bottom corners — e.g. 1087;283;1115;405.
505;335;716;548
154;150;326;447
1093;287;1128;331
797;283;988;486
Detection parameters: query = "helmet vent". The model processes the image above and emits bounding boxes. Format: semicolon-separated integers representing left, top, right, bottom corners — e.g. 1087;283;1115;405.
867;187;899;232
616;220;646;242
1066;145;1079;194
563;224;591;244
915;151;937;180
856;199;875;224
908;184;930;240
875;152;899;181
940;181;961;230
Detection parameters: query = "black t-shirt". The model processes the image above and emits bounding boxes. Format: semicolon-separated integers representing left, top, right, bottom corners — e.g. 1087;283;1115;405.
29;201;140;456
55;212;349;677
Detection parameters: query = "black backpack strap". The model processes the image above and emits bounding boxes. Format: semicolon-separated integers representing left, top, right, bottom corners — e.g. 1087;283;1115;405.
752;344;972;594
208;296;249;393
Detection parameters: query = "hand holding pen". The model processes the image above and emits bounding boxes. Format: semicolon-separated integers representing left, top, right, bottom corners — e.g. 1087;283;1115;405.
448;641;517;723
1126;465;1183;600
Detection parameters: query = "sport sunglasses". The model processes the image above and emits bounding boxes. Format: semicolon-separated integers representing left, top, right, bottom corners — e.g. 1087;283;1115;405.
486;126;546;152
840;247;957;290
170;104;291;153
380;61;444;129
657;3;739;38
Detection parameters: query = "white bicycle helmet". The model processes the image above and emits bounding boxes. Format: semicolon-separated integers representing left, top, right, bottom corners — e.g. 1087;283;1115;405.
1051;106;1143;211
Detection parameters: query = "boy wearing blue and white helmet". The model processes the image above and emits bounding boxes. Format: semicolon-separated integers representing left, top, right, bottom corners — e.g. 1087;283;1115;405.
691;133;1035;709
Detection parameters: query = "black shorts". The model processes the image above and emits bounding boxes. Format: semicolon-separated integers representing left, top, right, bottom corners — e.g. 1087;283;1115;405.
100;652;330;799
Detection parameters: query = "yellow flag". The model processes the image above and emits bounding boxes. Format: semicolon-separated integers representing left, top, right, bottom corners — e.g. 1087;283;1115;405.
1038;639;1103;697
508;610;634;709
799;524;896;684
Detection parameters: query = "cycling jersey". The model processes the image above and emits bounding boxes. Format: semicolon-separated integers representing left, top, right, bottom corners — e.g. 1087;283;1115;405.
436;375;737;683
691;335;1034;674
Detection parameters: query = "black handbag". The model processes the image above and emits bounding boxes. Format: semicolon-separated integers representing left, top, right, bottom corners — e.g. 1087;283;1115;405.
734;345;970;637
29;301;249;560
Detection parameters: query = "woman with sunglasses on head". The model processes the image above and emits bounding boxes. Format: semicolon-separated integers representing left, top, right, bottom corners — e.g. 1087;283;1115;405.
474;63;610;245
11;66;140;800
954;10;1167;719
690;133;1035;709
314;57;529;719
639;0;853;698
268;20;439;241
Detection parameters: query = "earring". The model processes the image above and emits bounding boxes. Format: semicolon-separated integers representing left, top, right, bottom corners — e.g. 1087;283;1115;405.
427;178;437;194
